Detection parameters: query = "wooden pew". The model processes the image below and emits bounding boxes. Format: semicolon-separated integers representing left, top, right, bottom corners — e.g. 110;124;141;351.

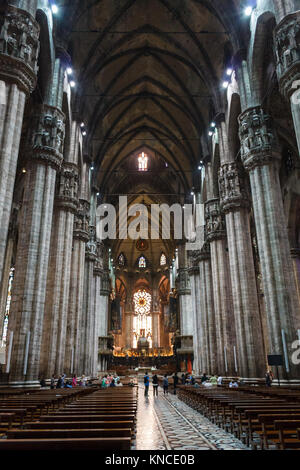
0;437;131;451
0;413;16;430
39;414;135;422
25;420;134;430
273;420;300;450
7;428;132;439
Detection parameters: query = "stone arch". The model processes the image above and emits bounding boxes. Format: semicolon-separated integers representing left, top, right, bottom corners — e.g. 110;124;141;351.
249;10;277;106
35;7;54;103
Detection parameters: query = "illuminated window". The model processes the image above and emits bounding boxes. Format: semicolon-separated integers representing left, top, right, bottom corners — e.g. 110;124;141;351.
1;268;14;347
160;253;167;266
118;253;125;267
138;152;148;171
138;256;146;268
132;289;152;348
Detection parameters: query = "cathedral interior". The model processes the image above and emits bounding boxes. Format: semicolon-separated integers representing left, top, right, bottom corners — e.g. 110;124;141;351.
0;0;300;452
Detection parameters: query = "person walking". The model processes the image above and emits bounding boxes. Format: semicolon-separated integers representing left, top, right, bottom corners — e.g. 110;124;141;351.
173;372;179;395
144;371;150;397
152;374;159;396
163;374;169;395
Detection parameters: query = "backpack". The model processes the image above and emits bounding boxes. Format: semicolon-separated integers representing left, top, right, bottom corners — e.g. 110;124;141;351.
144;375;148;384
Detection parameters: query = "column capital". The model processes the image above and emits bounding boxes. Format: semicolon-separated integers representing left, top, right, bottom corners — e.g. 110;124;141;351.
196;241;211;262
177;267;191;295
274;11;300;99
55;162;79;213
218;161;250;213
204;198;226;242
0;5;39;94
100;270;111;296
238;106;281;171
85;225;97;261
188;265;199;276
26;104;65;170
73;198;90;241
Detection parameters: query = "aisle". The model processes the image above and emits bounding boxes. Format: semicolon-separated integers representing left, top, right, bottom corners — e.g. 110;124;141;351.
132;382;249;450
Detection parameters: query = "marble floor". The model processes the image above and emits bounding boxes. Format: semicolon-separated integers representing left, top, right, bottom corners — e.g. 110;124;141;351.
132;383;249;451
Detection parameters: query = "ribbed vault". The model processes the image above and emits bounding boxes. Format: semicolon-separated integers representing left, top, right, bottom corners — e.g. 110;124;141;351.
56;0;244;261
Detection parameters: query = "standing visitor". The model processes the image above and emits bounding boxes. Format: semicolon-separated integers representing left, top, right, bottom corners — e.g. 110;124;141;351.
163;374;169;395
144;371;150;396
152;374;159;396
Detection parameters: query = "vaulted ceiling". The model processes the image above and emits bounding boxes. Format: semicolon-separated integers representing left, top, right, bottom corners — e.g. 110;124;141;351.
56;0;245;261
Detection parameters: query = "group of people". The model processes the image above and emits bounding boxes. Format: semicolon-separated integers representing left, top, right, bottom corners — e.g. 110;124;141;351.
144;371;191;397
46;374;88;389
101;374;122;388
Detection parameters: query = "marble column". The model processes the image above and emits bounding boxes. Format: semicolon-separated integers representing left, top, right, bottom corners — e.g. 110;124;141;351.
40;162;79;378
93;243;103;378
275;11;300;155
188;263;201;375
80;226;97;377
239;106;300;379
66;199;90;376
218;160;266;379
205;199;236;376
291;248;300;308
176;243;194;370
0;5;39;291
0;208;17;344
8;103;65;386
197;243;217;376
98;269;110;373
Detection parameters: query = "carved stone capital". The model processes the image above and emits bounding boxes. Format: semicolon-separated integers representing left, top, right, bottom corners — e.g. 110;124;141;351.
274;11;300;99
238;107;281;172
93;240;105;275
177;268;191;295
188;266;199;276
26;104;65;170
218;161;250;212
0;5;39;94
195;242;211;262
86;225;97;261
100;271;111;296
55;162;79;212
204;198;226;242
73;198;90;241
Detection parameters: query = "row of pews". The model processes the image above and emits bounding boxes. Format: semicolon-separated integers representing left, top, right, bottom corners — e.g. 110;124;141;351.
177;385;300;450
0;385;137;451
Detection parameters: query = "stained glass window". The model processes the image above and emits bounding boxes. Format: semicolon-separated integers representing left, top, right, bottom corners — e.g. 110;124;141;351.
138;152;148;171
160;253;167;266
138;256;146;268
132;289;152;348
1;267;14;347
